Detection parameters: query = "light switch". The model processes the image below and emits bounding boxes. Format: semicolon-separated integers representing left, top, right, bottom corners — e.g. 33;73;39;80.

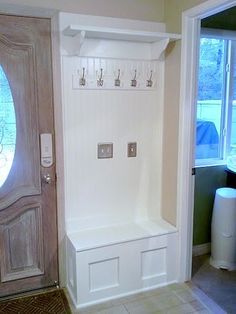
97;143;113;159
128;142;137;157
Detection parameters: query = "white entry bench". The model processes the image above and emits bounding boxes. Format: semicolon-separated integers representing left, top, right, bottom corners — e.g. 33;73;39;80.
66;219;178;309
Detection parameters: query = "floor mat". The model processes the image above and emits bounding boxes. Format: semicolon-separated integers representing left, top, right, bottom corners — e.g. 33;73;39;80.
0;289;71;314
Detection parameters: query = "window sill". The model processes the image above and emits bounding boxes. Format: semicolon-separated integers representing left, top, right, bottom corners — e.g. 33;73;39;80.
195;159;227;168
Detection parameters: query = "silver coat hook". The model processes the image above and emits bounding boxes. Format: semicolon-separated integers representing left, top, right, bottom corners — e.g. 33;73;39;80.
115;69;121;87
147;70;153;87
79;67;86;86
131;69;137;87
97;68;104;87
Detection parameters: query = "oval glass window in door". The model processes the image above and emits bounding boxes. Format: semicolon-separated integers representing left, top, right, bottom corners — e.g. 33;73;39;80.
0;65;16;188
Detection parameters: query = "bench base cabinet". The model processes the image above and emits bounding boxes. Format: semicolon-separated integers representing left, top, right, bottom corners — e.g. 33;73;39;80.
67;231;178;308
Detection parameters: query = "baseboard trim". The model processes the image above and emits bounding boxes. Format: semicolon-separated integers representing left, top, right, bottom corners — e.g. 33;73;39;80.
71;280;178;309
192;242;211;256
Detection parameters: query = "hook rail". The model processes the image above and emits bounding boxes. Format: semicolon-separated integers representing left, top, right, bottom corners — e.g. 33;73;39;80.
74;59;157;90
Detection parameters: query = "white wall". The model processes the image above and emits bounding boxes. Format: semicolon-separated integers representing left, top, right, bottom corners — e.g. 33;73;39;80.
0;0;164;23
165;0;208;33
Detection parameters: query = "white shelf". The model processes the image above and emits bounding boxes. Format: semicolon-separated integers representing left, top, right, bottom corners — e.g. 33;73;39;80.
62;25;181;59
67;219;177;252
63;24;181;43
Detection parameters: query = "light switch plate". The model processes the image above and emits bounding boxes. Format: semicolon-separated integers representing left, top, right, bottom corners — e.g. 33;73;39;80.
97;143;113;159
128;142;137;157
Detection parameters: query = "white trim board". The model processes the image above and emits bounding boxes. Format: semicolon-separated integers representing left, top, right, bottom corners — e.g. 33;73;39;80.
192;243;211;257
178;0;236;283
201;27;236;40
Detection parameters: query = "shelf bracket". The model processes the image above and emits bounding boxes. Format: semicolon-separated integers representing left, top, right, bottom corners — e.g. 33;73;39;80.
150;38;170;61
62;27;86;56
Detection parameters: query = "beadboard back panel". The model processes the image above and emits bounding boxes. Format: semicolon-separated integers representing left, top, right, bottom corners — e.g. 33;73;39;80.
62;56;164;232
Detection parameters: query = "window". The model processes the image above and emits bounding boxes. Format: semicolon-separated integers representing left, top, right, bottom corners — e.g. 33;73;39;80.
0;65;16;187
196;31;236;165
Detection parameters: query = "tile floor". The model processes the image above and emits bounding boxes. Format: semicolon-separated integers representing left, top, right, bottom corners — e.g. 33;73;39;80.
192;254;236;314
66;282;225;314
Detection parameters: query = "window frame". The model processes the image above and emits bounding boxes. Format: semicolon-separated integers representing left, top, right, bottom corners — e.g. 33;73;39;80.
196;27;236;167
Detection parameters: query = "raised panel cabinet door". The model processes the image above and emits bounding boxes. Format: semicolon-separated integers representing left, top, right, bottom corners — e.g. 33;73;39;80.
0;15;58;296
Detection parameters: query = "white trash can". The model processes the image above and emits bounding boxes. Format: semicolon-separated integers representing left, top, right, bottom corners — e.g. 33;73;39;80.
210;187;236;270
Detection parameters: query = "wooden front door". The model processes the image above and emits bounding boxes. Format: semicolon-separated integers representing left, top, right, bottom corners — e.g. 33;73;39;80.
0;15;58;296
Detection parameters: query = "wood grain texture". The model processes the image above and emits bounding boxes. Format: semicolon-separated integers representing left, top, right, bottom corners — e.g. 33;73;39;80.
0;34;41;210
0;204;44;282
0;14;58;296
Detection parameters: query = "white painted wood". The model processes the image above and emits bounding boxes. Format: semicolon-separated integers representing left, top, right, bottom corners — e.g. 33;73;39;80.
63;30;85;56
67;231;178;308
151;38;170;61
60;12;179;307
183;0;236;19
51;13;67;287
141;248;166;279
178;0;236;283
63;24;181;43
67;220;177;252
62;55;164;233
62;25;180;58
60;13;181;59
177;13;200;284
89;257;119;292
201;27;236;40
72;57;158;90
79;39;152;60
192;243;211;256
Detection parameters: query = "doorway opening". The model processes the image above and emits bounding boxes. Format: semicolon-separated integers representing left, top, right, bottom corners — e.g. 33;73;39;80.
178;0;236;313
192;8;236;313
178;0;236;283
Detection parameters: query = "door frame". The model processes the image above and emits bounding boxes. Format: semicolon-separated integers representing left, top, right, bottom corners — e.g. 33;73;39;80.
0;3;66;286
178;0;236;282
